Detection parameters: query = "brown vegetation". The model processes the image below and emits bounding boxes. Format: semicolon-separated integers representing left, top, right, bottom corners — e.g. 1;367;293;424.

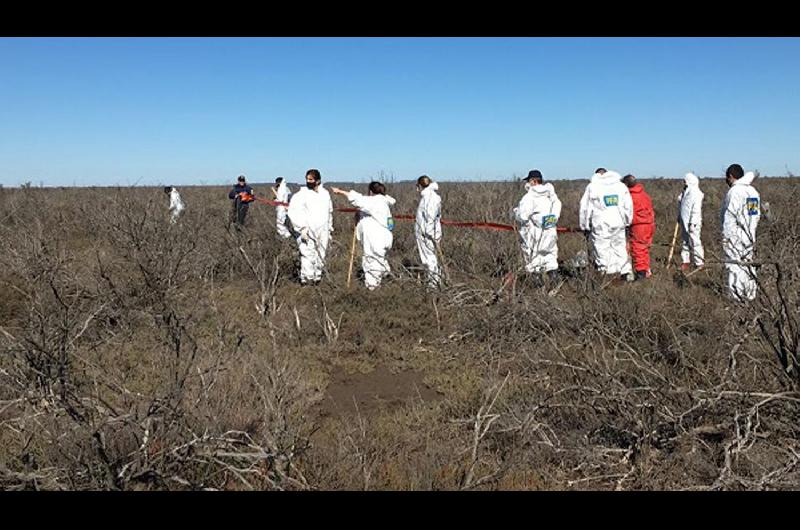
0;177;798;490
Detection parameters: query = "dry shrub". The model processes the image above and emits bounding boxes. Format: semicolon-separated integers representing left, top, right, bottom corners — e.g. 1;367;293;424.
1;178;799;490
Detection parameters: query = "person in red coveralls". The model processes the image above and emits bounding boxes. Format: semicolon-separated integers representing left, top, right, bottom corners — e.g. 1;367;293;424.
622;174;656;280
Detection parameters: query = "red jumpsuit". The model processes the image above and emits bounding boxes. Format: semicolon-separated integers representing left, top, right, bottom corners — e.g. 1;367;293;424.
627;183;655;274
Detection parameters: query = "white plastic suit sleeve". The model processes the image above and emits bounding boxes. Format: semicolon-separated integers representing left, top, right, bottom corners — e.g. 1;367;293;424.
347;191;378;216
579;187;592;231
287;193;308;232
328;198;334;233
515;193;534;226
276;183;291;203
421;193;441;239
552;194;562;222
620;188;634;226
690;192;703;226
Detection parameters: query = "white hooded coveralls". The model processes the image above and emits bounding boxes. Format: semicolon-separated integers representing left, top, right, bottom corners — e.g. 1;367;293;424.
275;181;293;239
579;171;634;275
347;191;396;290
287;185;334;283
415;182;442;286
513;182;562;273
721;171;760;301
169;188;185;224
679;172;705;266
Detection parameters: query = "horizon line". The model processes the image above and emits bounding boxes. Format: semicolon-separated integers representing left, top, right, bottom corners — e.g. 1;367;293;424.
4;173;799;189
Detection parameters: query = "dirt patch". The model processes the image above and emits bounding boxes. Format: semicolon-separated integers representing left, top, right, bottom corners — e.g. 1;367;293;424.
321;365;443;418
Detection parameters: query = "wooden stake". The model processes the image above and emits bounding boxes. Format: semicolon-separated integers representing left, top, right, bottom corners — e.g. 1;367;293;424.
666;221;680;269
346;222;358;288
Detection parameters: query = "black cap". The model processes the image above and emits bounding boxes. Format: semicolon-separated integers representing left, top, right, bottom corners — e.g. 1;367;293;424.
524;169;543;182
237;175;246;182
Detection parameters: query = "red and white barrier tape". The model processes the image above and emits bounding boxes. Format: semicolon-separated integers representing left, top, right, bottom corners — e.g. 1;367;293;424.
251;196;581;233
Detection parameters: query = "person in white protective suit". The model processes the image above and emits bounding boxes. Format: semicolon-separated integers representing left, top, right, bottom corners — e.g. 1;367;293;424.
678;172;705;270
721;163;760;302
164;186;185;224
272;176;293;239
415;175;443;288
331;181;396;290
287;169;334;285
579;168;634;277
512;170;562;284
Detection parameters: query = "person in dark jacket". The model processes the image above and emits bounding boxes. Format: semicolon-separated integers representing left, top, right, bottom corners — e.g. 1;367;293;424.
622;174;656;280
229;175;255;226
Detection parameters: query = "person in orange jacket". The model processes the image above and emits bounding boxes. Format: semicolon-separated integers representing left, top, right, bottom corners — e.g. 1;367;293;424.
622;174;656;280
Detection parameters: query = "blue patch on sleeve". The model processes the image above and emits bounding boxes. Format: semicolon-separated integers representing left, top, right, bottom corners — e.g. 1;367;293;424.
541;214;557;229
387;217;395;231
746;197;759;216
603;195;619;206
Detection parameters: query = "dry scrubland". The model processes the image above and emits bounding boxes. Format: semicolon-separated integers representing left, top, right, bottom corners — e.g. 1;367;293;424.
0;177;798;490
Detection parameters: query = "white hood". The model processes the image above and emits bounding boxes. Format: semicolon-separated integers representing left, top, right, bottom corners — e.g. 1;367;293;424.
421;181;439;199
680;172;704;227
735;171;756;187
526;182;556;197
684;172;700;188
591;170;622;185
382;194;397;206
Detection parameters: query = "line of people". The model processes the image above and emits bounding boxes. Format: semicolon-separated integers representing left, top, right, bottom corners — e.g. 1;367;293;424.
517;163;760;301
163;162;762;302
574;164;759;301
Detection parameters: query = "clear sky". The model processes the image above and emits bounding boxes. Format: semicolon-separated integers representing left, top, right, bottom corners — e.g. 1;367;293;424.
1;37;799;187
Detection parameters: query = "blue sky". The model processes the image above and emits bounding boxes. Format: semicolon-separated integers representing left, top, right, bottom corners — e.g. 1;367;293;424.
1;37;798;186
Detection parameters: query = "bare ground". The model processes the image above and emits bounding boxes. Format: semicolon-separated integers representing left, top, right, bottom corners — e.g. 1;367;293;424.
0;178;798;490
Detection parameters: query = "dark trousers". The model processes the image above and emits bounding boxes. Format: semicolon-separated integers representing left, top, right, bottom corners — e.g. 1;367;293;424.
231;200;250;225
